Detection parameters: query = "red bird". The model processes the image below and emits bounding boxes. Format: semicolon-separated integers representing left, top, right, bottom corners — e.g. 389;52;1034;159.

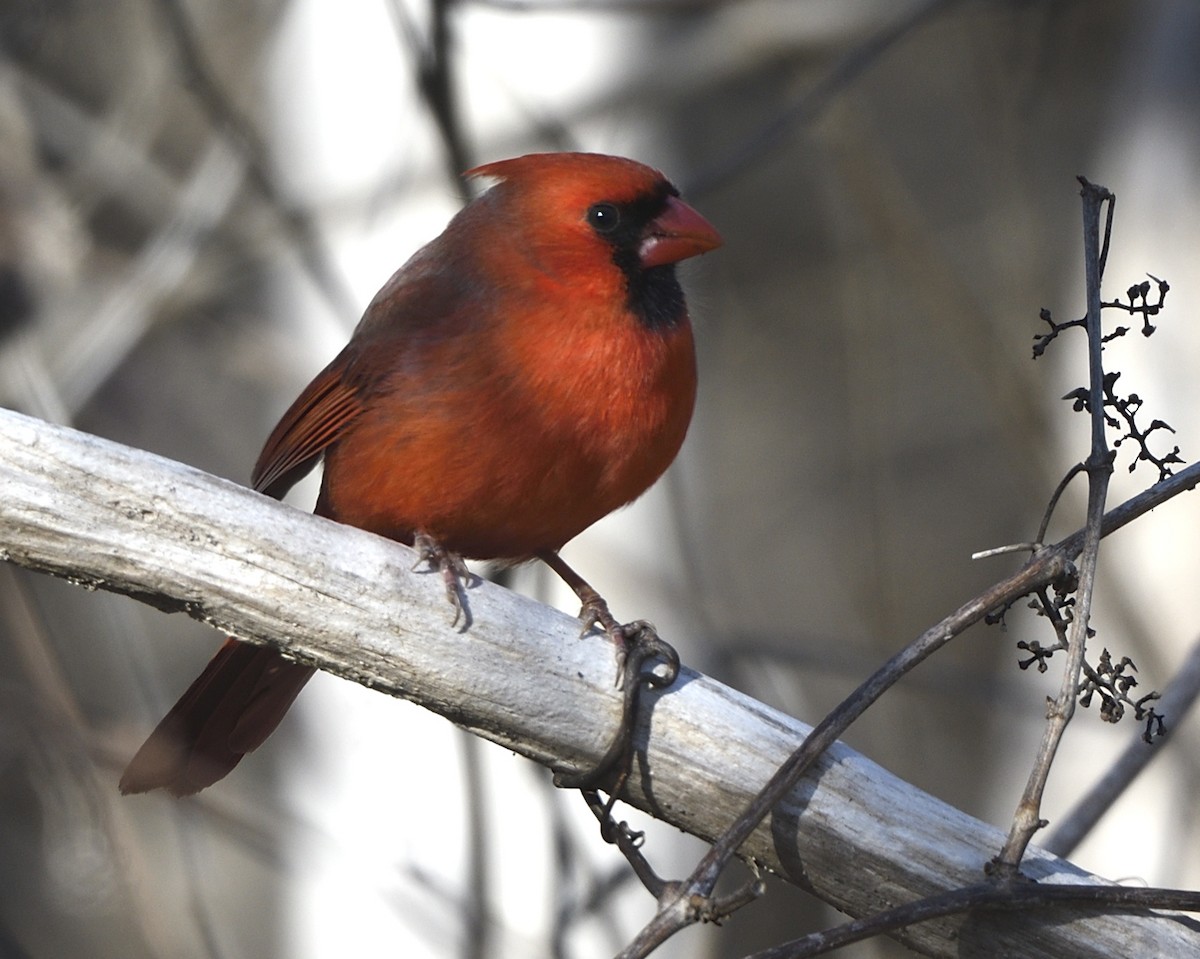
120;152;721;796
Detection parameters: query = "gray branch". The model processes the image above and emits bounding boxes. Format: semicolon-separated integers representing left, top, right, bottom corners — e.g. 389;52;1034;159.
1;406;1196;958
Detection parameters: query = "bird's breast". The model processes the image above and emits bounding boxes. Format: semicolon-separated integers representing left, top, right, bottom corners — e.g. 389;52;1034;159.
318;309;696;560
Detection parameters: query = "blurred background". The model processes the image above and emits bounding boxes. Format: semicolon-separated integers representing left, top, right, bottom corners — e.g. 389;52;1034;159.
2;0;1200;956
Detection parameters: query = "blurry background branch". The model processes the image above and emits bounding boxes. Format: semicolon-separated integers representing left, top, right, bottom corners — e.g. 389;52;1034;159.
156;0;360;319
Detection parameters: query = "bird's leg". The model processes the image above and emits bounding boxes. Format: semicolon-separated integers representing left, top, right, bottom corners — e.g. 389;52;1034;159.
536;551;679;683
539;550;680;794
537;550;631;648
413;531;476;628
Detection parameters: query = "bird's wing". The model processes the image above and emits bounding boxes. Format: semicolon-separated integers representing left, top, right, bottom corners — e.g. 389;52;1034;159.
251;354;364;499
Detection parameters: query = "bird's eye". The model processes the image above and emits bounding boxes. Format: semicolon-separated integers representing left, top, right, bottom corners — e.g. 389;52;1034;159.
586;203;621;233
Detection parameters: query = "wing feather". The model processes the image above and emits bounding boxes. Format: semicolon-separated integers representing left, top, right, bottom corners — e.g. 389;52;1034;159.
251;355;364;499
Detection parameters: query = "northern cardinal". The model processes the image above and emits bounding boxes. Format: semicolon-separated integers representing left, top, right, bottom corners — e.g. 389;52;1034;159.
120;152;721;796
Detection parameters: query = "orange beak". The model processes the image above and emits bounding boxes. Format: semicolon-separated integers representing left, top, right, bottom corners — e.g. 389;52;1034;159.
639;196;723;269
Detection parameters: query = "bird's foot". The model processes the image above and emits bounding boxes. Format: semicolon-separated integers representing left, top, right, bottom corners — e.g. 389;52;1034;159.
577;589;677;688
413;532;476;628
537;549;680;791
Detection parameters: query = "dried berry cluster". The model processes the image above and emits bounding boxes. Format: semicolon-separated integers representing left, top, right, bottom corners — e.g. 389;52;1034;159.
1015;271;1179;741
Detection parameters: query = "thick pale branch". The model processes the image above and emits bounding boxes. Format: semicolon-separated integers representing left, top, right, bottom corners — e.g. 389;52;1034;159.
1;406;1198;958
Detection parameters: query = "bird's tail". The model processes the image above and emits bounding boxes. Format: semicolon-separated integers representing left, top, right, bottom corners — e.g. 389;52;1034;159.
119;638;315;796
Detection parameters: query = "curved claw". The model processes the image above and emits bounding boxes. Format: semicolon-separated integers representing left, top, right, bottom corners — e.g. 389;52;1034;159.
619;621;680;690
413;531;476;629
575;594;676;689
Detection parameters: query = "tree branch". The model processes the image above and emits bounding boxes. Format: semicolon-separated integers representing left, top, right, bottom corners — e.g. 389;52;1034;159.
992;179;1116;872
2;405;1199;957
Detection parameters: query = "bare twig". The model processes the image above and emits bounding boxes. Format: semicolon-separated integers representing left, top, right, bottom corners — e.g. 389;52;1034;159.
745;880;1200;959
1036;462;1087;546
580;789;669;897
992;179;1115;873
1044;634;1200;857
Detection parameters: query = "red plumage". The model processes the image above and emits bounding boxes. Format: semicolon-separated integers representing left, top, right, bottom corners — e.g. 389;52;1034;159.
120;152;720;796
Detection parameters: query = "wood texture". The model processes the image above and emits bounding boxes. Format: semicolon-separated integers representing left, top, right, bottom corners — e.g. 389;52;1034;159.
1;405;1195;957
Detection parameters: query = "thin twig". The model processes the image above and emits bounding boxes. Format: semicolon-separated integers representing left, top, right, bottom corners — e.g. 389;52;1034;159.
744;880;1200;959
972;542;1041;560
991;179;1115;872
1038;463;1196;572
1037;462;1087;545
1043;633;1200;857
